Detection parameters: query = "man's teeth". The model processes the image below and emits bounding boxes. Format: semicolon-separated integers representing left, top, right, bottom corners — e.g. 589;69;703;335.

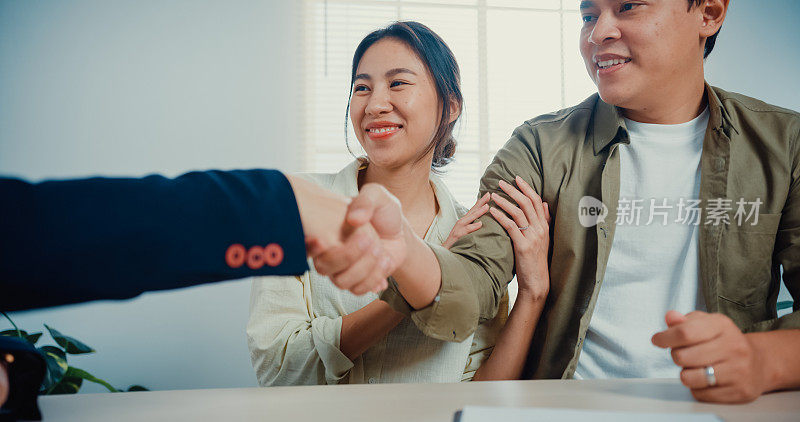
368;126;399;133
597;58;631;69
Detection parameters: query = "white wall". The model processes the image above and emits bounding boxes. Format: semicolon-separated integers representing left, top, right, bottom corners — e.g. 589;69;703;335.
1;0;299;392
705;0;800;111
1;1;797;393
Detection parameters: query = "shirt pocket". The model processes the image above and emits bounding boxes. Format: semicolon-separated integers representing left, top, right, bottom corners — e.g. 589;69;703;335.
717;213;781;308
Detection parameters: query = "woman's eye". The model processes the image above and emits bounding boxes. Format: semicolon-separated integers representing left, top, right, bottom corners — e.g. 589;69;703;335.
354;85;369;92
390;80;407;88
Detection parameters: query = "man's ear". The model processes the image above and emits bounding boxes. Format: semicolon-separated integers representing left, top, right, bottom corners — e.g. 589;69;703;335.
447;98;462;125
699;0;729;38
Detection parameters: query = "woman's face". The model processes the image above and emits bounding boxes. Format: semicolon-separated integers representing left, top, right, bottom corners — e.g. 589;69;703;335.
349;38;441;170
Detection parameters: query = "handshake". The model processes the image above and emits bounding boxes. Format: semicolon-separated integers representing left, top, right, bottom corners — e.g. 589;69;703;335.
288;176;409;295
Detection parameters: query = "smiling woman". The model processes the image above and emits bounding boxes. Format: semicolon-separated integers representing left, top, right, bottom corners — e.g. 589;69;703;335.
346;22;462;172
246;21;510;386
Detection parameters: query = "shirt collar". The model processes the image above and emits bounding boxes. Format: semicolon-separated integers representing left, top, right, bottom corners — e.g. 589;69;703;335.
428;173;461;244
590;82;739;155
329;158;363;196
705;83;740;137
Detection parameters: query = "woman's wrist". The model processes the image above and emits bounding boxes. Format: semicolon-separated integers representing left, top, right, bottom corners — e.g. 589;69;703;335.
340;299;405;360
508;290;546;324
515;281;548;304
372;298;406;321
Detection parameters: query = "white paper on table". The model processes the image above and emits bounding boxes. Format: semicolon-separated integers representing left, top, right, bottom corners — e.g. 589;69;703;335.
455;406;723;422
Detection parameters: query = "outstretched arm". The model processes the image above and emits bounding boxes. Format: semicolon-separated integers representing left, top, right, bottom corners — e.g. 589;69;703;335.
1;170;309;311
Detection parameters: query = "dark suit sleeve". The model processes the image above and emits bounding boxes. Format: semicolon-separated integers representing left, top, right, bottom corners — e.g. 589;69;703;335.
0;169;308;311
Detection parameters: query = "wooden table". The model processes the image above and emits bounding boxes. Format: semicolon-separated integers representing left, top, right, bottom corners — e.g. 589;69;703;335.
36;378;800;421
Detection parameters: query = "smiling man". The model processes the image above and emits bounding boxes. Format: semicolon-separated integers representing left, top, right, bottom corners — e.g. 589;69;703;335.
566;0;800;403
311;0;800;403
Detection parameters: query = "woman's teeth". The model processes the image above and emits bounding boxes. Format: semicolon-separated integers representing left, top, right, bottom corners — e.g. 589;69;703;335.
597;58;631;69
368;126;399;133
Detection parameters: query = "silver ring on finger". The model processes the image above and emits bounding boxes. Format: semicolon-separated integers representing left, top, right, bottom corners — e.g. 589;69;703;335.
518;226;530;231
704;366;717;387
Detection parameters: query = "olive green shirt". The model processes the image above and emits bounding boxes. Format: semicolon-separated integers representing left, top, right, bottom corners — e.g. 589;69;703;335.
381;84;800;379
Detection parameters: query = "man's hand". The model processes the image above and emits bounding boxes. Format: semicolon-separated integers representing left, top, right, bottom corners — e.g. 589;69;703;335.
310;183;407;295
651;310;767;403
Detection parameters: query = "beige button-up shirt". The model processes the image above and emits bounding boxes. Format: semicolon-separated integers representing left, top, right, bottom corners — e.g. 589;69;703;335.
247;160;508;386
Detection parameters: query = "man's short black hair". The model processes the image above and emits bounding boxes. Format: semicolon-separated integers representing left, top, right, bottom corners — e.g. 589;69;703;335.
688;0;721;58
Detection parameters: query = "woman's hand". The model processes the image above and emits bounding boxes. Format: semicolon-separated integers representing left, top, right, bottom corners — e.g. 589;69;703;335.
472;178;551;381
489;176;551;302
442;192;491;249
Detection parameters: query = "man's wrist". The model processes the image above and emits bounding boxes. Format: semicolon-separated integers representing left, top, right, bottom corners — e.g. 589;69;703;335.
286;174;349;247
391;220;418;282
745;332;781;393
391;221;442;309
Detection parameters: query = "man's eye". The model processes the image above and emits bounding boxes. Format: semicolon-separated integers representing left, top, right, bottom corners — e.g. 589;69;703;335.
620;3;639;12
581;14;595;23
354;85;369;92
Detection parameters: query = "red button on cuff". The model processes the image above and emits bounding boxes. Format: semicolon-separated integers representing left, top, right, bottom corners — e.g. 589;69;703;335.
264;243;284;267
246;246;265;270
225;244;246;268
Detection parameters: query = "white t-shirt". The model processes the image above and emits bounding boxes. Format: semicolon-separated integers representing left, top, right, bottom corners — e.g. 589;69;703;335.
574;107;710;379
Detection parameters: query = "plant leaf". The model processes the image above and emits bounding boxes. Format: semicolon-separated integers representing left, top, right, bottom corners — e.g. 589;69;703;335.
1;330;44;345
0;329;27;339
49;376;83;394
38;346;68;393
44;324;95;354
25;332;43;345
126;385;149;392
1;312;22;336
66;367;119;393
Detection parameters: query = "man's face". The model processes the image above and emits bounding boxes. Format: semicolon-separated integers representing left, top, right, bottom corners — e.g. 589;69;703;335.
579;0;706;109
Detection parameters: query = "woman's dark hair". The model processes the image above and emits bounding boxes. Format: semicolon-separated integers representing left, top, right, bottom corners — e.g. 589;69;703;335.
687;0;721;59
345;21;463;170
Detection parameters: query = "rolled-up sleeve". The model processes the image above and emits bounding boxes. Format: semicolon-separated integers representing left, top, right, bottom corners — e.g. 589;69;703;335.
381;125;543;342
247;274;353;385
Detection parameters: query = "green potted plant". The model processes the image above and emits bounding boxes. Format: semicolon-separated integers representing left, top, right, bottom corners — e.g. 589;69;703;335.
1;312;147;394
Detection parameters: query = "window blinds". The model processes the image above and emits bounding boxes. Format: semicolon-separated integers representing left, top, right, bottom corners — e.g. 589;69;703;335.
299;0;596;207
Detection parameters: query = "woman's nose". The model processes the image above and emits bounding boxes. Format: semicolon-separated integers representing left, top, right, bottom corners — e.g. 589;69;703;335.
365;87;392;116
